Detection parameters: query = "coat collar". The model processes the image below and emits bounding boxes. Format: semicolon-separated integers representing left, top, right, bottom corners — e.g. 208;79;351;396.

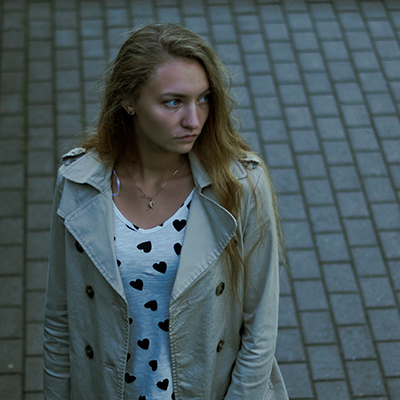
59;147;255;194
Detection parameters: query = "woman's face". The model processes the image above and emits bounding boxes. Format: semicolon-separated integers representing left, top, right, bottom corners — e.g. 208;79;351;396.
127;58;210;157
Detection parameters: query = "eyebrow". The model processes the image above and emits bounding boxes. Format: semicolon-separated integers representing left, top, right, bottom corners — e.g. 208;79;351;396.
161;87;210;98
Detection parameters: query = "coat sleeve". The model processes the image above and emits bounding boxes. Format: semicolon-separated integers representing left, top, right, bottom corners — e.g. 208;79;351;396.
224;166;286;399
43;172;71;399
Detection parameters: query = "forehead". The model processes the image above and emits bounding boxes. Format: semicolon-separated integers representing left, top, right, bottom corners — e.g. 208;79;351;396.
143;59;209;95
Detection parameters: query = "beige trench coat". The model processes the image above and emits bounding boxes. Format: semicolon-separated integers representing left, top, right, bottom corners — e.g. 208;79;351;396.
43;149;288;399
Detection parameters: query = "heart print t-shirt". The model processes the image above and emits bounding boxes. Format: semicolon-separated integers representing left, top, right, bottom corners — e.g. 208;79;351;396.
113;190;193;400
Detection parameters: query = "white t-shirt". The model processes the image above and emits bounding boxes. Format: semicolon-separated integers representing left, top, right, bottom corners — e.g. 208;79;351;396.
113;190;193;400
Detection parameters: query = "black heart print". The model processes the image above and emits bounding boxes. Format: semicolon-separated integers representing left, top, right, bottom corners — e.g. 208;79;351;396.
126;224;136;232
157;379;169;390
127;352;131;362
130;279;143;291
153;262;167;274
139;396;146;400
158;319;169;332
187;201;191;209
173;219;187;232
144;300;158;311
125;372;136;383
117;259;121;267
129;317;133;325
149;360;158;371
174;243;182;255
137;241;152;253
172;393;175;400
137;338;150;350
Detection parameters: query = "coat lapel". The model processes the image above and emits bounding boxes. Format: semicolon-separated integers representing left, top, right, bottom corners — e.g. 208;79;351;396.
170;153;239;303
58;152;126;300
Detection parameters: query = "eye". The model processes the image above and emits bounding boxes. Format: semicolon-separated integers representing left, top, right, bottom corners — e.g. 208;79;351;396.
165;99;181;108
198;94;210;104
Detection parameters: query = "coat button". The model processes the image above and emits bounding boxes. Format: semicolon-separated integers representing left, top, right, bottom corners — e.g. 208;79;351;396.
85;345;94;359
85;285;94;299
216;340;225;352
216;282;225;296
75;240;84;253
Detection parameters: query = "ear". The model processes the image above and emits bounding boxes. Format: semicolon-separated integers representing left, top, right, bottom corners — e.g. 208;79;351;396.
121;100;135;116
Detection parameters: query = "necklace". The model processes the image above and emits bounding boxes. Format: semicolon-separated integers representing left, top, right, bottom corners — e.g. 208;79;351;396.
126;158;185;211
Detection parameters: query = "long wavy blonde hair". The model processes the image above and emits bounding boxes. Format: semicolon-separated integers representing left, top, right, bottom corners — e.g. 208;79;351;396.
82;23;285;293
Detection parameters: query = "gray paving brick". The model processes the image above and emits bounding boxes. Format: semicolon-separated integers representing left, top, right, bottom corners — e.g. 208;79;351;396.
0;374;22;400
260;5;284;23
389;165;400;188
375;40;400;59
316;232;350;262
388;378;400;400
388;261;400;290
345;31;374;51
364;177;397;202
367;93;396;115
278;296;298;328
263;23;289;42
382;60;400;79
316;21;342;39
355;152;387;176
0;277;23;306
352;51;381;71
336;191;369;218
304;72;331;93
285;106;314;129
382;139;400;163
274;62;301;83
26;291;46;323
0;93;24;114
288;248;320;279
352;246;387;276
254;97;282;118
270;168;300;194
1;72;24;94
361;2;387;18
371;203;400;230
287;12;313;31
315;381;351;400
297;154;327;178
293;31;319;51
378;342;400;377
27;231;50;260
26;261;48;291
316;117;346;139
0;339;22;373
341;104;371;127
269;42;295;62
276;328;306;362
379;231;400;259
244;53;270;74
282;220;314;249
369;309;400;340
311;94;340;117
290;130;320;153
339;12;365;30
264;143;293;167
309;205;341;232
308;345;345;380
55;49;79;69
346;360;386;396
0;140;24;163
2;31;25;51
323;263;358;292
330;293;366;325
344;218;377;246
359;72;388;93
259;119;288;142
25;356;43;392
301;311;336;344
26;322;43;356
339;325;376;360
323;140;353;164
279;363;313;399
328;60;355;81
294;280;328;311
1;51;24;73
0;245;23;275
322;40;349;60
27;176;54;202
0;218;23;246
310;3;336;20
299;52;325;72
0;308;23;339
348;127;379;150
303;178;335;205
360;277;396;307
279;194;307;221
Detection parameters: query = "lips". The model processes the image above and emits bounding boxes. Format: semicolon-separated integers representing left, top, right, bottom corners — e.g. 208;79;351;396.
176;134;198;142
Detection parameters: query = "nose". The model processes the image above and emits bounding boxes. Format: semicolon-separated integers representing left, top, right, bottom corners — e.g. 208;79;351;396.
182;103;200;130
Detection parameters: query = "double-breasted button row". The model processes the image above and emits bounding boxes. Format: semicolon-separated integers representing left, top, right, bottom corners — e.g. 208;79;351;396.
216;282;225;296
85;345;94;359
216;340;225;352
75;240;84;253
85;285;94;299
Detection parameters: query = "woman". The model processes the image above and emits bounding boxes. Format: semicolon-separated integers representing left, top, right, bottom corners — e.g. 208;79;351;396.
44;23;288;400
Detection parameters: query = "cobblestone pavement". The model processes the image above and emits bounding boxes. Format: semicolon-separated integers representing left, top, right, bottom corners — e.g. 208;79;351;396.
0;0;399;399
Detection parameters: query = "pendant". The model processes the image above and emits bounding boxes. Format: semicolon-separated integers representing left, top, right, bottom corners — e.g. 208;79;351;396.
147;200;155;210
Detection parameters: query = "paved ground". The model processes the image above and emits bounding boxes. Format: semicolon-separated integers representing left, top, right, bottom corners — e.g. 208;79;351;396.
0;0;399;399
